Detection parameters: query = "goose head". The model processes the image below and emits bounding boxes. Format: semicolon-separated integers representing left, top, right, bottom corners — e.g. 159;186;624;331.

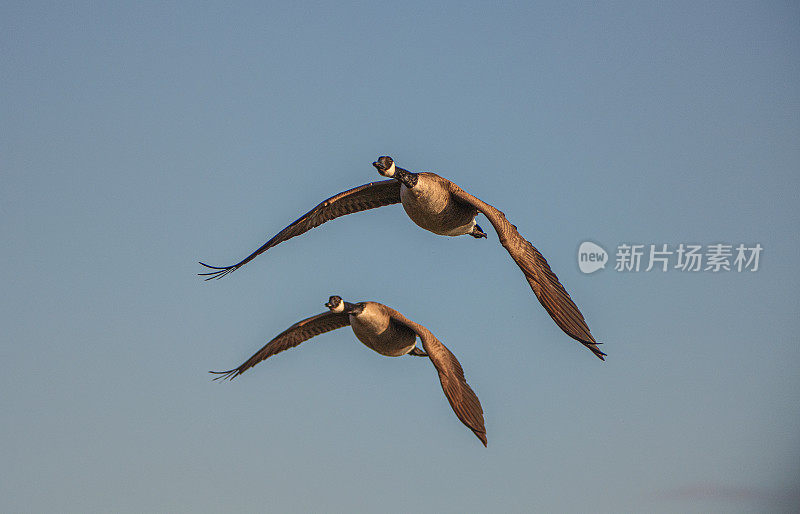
325;295;345;313
325;295;364;315
372;156;396;177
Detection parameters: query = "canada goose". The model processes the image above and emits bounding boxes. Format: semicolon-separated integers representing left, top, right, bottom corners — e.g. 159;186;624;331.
211;296;487;446
200;156;605;360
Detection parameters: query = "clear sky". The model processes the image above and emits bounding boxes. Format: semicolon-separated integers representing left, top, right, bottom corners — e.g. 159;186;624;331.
2;1;798;512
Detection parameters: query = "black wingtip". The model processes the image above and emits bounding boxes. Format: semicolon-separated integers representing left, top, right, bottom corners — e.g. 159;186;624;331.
198;262;238;281
209;369;239;381
586;342;607;361
476;432;488;447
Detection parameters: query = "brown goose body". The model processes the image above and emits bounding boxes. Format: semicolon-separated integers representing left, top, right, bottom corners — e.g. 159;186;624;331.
349;301;417;357
399;172;478;236
211;296;487;446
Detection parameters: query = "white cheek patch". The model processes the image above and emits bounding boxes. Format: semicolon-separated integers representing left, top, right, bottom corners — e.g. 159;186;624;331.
383;162;396;177
332;302;345;313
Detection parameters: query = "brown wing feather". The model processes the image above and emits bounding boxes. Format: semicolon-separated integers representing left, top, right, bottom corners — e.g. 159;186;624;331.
200;180;401;279
386;307;487;447
210;311;351;380
449;184;606;361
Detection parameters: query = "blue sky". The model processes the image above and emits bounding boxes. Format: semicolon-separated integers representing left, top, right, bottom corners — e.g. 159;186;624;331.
2;1;798;512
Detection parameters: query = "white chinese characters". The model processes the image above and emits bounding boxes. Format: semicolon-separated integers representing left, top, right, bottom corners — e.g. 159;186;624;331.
616;243;761;272
578;241;762;273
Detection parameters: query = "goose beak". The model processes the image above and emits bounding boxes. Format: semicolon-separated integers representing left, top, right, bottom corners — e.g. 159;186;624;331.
324;301;333;309
372;161;384;171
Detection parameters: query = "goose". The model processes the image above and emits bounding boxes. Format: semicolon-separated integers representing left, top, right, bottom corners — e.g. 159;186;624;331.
211;296;487;446
200;156;605;360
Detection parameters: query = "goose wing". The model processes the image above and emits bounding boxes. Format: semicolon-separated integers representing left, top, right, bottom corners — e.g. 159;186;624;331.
210;311;351;380
449;184;605;361
200;179;401;279
387;307;487;447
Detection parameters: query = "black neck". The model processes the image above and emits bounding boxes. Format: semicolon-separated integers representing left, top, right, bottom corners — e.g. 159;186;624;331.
394;167;418;188
344;302;364;315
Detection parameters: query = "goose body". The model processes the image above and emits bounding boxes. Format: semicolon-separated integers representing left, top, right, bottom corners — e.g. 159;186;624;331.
200;155;606;360
212;296;487;446
348;301;417;357
399;173;479;236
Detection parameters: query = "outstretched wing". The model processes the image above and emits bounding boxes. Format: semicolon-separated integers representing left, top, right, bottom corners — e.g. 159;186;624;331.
449;184;606;361
210;311;351;380
387;307;487;447
200;179;401;280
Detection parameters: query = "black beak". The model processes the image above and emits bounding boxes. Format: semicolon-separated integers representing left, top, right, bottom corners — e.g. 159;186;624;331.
324;301;333;309
372;161;384;171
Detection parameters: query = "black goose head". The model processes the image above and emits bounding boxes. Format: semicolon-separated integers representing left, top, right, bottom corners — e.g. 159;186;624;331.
373;155;417;188
325;295;364;315
372;156;395;177
325;295;344;313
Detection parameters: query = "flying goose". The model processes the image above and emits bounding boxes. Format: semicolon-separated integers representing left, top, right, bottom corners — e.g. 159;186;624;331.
200;156;605;360
211;296;487;446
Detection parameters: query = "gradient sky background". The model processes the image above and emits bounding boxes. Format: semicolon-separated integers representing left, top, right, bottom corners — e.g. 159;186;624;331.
2;2;798;513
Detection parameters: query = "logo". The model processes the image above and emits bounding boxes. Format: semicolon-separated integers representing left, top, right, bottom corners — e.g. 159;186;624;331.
578;241;608;274
576;241;762;274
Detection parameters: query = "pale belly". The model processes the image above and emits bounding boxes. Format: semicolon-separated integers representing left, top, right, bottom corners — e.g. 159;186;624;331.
400;183;477;236
350;314;416;357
